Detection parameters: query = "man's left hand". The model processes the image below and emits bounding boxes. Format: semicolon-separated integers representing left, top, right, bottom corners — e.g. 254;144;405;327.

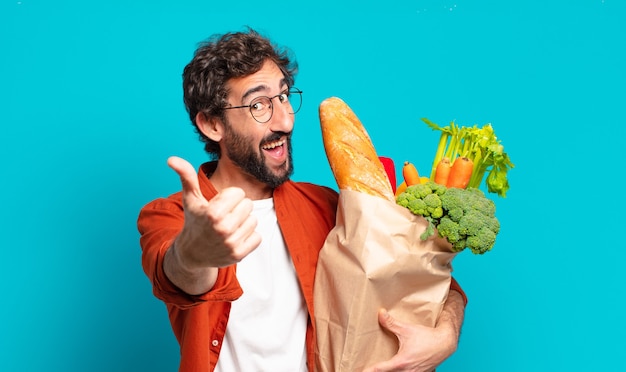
363;290;465;372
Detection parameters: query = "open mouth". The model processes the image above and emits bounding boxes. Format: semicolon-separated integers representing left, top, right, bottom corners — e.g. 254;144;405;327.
262;138;286;159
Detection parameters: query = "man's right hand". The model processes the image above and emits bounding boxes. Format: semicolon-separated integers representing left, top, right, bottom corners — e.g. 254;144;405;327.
163;156;261;295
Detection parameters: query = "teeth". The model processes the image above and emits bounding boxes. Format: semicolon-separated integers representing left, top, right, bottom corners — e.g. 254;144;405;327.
262;139;285;150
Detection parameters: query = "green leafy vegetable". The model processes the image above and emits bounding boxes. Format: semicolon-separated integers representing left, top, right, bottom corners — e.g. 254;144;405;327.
396;181;500;254
422;118;514;197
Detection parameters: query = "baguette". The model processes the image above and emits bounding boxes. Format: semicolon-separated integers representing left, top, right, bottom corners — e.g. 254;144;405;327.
319;97;395;202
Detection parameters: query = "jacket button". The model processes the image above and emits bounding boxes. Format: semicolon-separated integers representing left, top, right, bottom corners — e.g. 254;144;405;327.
211;339;219;347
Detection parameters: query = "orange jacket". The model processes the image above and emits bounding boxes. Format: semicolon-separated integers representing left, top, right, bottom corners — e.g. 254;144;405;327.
137;161;466;371
138;162;338;371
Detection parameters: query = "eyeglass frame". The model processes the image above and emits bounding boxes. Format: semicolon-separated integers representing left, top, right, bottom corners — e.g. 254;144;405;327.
221;88;303;124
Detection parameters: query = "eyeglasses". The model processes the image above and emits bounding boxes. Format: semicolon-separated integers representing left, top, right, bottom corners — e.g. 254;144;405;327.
223;88;303;124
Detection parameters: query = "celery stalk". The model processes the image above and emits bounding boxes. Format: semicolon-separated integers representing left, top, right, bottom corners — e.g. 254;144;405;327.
422;118;514;197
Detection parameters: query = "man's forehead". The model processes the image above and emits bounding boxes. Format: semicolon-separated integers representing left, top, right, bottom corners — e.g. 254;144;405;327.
227;74;288;102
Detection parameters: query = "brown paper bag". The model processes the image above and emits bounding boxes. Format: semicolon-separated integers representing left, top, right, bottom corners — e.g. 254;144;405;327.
314;189;457;372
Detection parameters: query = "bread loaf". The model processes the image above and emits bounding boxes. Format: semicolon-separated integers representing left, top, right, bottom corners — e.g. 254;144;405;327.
319;97;395;202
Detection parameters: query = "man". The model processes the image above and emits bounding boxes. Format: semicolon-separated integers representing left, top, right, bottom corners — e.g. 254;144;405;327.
138;28;467;372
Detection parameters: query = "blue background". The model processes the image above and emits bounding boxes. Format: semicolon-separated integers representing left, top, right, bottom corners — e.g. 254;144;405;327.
1;0;625;370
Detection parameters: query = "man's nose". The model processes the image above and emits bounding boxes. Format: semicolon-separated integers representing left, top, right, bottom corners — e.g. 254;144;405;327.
268;99;295;131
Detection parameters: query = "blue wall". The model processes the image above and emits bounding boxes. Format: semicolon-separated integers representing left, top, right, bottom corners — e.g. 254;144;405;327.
2;0;625;370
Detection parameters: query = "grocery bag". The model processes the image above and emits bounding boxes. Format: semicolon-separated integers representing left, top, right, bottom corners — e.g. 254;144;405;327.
314;189;457;371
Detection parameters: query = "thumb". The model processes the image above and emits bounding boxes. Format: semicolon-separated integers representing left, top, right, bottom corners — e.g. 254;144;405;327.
377;308;404;336
167;156;204;203
363;309;402;372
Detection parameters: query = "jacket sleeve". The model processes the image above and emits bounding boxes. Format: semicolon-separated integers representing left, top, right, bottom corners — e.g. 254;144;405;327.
449;277;468;306
137;196;242;309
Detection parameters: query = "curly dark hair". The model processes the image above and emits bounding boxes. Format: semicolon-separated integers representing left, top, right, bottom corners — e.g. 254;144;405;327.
182;27;298;157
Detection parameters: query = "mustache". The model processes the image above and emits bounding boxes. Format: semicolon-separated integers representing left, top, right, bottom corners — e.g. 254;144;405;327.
262;131;291;144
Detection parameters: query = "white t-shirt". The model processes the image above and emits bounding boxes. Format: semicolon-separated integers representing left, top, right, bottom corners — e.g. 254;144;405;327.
215;198;308;372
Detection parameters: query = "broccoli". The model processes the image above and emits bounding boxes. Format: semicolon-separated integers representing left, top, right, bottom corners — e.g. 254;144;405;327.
447;207;464;223
466;227;497;254
396;181;500;254
408;198;428;216
436;216;461;244
439;187;465;212
429;181;447;196
397;182;444;220
406;183;433;198
458;210;486;236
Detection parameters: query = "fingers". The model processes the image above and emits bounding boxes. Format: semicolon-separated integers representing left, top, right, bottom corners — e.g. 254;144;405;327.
369;309;444;372
208;187;255;239
207;187;262;262
212;188;261;252
166;156;261;265
209;187;249;217
361;311;407;372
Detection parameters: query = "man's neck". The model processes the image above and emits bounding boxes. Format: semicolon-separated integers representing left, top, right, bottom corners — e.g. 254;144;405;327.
209;160;274;200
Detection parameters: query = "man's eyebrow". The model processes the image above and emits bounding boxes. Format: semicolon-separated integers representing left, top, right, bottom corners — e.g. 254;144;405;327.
240;79;289;102
241;85;267;103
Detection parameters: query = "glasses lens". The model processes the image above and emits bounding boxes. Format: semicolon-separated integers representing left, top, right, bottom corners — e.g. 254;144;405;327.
250;97;272;123
248;90;303;123
288;89;302;114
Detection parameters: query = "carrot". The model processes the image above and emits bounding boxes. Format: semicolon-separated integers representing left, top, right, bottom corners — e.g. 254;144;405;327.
433;157;451;186
446;157;474;189
402;161;421;186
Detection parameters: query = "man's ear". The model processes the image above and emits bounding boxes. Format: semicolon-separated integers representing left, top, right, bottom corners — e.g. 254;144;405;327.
196;112;223;142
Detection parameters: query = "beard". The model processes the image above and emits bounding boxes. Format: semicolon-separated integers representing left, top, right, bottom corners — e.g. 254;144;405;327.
222;123;294;189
